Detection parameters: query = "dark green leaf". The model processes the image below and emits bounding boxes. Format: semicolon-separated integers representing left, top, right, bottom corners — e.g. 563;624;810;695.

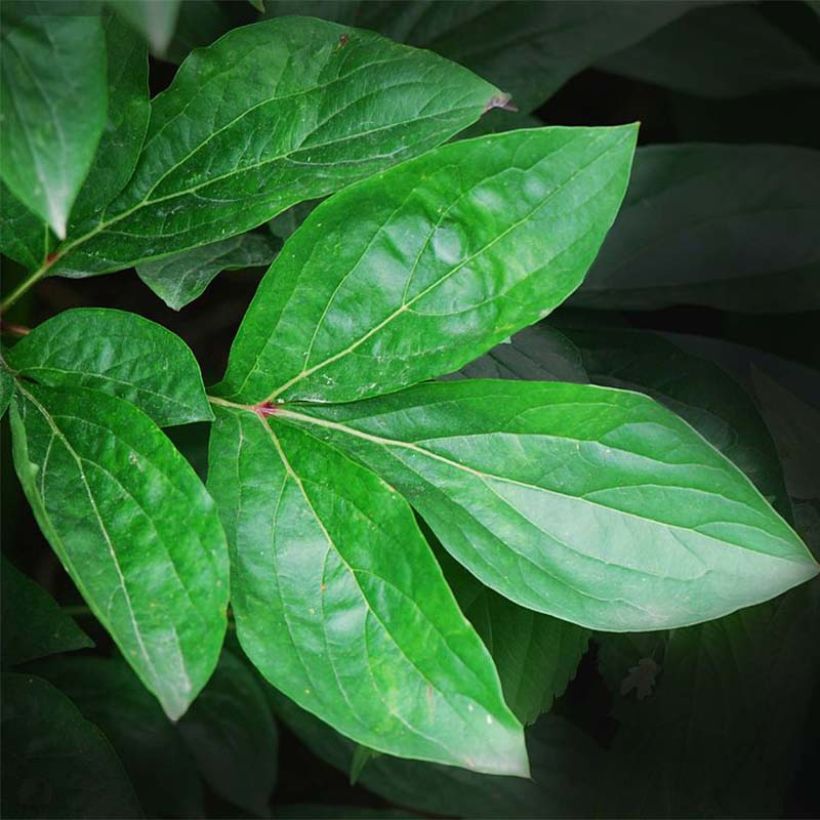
207;405;527;774
0;5;107;237
216;125;637;404
1;556;93;666
107;0;181;55
0;185;53;270
1;365;14;419
178;649;278;816
598;4;820;99
34;656;204;818
52;17;501;275
575;144;820;313
276;380;818;631
164;0;231;65
277;806;413;819
8;308;212;427
442;550;589;725
272;690;602;819
137;233;279;310
1;673;141;819
10;383;229;719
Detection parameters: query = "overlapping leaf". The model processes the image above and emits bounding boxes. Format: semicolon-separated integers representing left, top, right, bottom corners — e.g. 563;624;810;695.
216;125;637;404
274;380;818;631
207;404;527;774
10;383;229;719
7;308;212;426
49;16;501;276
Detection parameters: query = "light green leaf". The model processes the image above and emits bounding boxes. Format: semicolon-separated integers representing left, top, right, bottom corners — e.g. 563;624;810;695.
272;690;602;819
575;144;820;313
0;4;107;237
52;16;501;275
34;656;205;818
107;0;181;55
7;308;212;427
1;673;141;819
137;233;280;310
275;380;818;632
1;555;93;666
207;404;528;775
10;383;229;719
597;4;820;99
440;549;589;725
178;649;278;816
216;125;638;404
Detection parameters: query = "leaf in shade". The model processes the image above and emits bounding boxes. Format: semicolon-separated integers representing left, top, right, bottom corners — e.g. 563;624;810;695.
0;5;107;237
163;0;232;65
178;649;278;816
275;380;818;632
7;308;212;427
597;4;820;99
1;366;14;419
10;383;229;720
106;0;182;55
33;656;205;819
1;673;141;819
207;405;528;775
440;548;589;725
137;233;280;310
52;17;501;276
575;144;820;313
216;125;637;404
0;185;53;271
1;556;93;666
271;689;602;819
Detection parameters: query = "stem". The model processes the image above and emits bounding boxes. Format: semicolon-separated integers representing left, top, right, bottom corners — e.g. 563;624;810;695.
1;261;51;313
0;321;30;337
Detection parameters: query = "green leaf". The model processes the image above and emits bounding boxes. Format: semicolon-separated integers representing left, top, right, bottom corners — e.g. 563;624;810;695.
71;10;150;225
216;125;638;404
207;404;528;775
34;656;205;818
52;16;501;275
275;380;818;632
0;4;107;238
1;365;14;419
1;673;141;819
178;649;278;816
10;383;229;719
1;556;93;666
440;549;589;725
0;10;149;270
107;0;181;55
7;308;212;427
163;0;231;65
597;4;820;99
272;689;602;819
137;233;280;311
575;144;820;313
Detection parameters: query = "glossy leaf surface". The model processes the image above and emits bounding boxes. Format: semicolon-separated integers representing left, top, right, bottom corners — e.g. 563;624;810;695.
1;673;141;819
8;308;212;427
137;233;279;310
11;383;229;719
178;649;278;815
35;656;204;818
53;16;500;275
576;144;820;313
278;380;818;631
207;405;527;774
1;556;93;666
0;5;107;237
217;125;637;404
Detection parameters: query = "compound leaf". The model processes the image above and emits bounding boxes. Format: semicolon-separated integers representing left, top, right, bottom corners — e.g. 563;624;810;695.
207;404;527;775
7;308;212;427
276;380;818;632
10;383;229;719
0;4;107;238
52;16;501;275
216;125;637;404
